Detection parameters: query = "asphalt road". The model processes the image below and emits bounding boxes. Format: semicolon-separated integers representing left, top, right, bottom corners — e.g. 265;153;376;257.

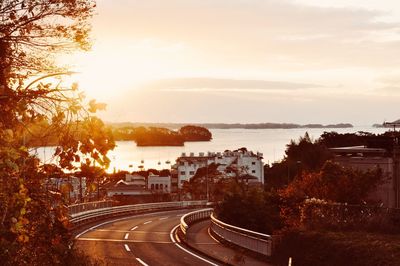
74;209;220;266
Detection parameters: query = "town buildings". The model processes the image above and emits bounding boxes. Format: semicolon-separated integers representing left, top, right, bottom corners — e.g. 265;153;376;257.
331;145;400;208
175;149;264;188
107;173;150;197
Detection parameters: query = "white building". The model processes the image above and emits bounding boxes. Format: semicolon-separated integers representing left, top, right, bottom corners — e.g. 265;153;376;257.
175;149;264;188
148;173;171;193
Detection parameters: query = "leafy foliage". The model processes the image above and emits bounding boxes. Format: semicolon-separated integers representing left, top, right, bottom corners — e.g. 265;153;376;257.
265;133;332;189
278;161;383;228
215;186;282;234
0;0;114;264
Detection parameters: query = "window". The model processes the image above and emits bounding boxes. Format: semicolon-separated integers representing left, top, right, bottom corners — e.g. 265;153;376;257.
156;184;159;189
160;184;163;189
151;184;154;190
252;162;256;165
180;171;185;175
189;171;195;175
252;170;256;174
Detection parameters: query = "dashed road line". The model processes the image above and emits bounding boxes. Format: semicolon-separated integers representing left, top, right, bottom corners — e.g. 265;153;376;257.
77;238;171;244
124;233;129;240
136;258;149;266
130;226;138;231
124;244;131;252
143;220;152;225
159;217;169;220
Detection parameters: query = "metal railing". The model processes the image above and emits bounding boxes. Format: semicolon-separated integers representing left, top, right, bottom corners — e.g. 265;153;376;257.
69;200;208;227
210;213;273;256
68;200;114;215
180;208;213;236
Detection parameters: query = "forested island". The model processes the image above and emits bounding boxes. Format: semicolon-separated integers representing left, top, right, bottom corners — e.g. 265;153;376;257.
112;125;212;146
108;122;353;129
24;120;212;147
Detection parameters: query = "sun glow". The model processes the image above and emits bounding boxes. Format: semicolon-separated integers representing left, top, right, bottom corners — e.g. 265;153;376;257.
61;38;192;102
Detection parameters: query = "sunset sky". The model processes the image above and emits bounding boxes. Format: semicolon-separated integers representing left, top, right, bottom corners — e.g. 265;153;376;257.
64;0;400;125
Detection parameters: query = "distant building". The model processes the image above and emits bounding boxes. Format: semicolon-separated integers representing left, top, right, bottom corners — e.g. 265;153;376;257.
175;149;264;188
125;173;146;188
107;173;150;197
331;145;400;208
148;173;171;193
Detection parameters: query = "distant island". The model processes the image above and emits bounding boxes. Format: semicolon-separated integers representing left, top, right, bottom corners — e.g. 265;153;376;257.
108;122;354;130
112;125;212;146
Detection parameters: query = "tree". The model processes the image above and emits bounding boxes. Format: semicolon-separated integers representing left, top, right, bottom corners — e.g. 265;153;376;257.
215;186;282;234
265;133;331;189
0;1;114;264
279;161;383;227
178;125;212;141
183;163;223;200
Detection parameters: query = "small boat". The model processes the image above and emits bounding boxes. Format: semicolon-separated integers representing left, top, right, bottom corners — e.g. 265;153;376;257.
138;165;144;169
141;160;144;164
165;160;171;164
158;161;161;165
129;164;133;168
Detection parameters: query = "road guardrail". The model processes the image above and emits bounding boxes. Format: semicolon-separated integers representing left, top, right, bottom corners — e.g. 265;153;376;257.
210;213;273;257
180;208;213;236
69;200;208;228
178;208;273;257
68;200;114;215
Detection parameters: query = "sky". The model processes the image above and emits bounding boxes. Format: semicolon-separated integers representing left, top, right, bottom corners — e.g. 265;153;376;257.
64;0;400;125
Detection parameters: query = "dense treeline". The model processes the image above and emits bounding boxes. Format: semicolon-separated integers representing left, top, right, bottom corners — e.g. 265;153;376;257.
112;125;212;146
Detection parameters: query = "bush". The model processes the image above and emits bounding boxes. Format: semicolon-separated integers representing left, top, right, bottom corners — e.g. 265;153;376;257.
272;229;400;266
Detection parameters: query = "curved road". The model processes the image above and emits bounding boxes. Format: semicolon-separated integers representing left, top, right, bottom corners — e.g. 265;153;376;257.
74;209;220;266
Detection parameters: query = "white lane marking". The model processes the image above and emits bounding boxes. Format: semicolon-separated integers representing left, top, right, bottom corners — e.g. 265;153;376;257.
159;217;169;220
207;228;220;244
136;258;149;266
124;233;129;240
124;244;131;252
74;210;181;239
130;226;138;231
176;214;182;217
75;219;119;239
169;224;219;266
143;220;152;225
76;238;171;244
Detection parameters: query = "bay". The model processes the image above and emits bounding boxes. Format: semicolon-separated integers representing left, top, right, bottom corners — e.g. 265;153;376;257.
32;126;388;172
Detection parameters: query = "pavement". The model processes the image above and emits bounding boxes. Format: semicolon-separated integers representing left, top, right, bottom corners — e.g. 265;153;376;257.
185;220;272;266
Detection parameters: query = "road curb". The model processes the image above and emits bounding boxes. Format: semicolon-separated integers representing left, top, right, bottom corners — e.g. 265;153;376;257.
174;225;232;266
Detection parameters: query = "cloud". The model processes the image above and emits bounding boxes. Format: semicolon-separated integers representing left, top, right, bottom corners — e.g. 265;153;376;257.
95;0;400;70
143;78;321;92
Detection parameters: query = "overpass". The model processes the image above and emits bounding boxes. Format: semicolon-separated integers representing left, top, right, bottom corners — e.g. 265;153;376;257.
71;201;272;265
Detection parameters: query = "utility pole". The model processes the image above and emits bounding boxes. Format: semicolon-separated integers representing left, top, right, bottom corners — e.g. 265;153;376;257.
206;159;209;202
